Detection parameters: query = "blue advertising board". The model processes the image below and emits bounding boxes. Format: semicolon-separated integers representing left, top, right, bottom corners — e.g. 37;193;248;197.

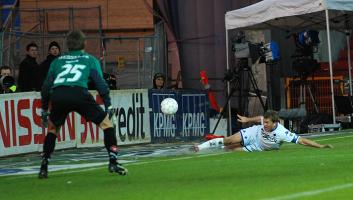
149;89;210;142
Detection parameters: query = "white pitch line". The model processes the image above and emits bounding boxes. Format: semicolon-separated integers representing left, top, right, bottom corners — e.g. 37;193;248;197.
315;134;353;141
4;151;229;179
57;152;229;174
262;182;353;200
128;151;229;166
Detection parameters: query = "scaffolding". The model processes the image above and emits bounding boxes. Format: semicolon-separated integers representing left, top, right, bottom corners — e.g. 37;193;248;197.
0;6;166;89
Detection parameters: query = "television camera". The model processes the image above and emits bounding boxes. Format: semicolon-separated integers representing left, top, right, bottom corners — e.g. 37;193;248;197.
227;32;280;83
232;40;280;65
291;30;321;114
0;75;17;93
223;34;281;114
292;30;320;77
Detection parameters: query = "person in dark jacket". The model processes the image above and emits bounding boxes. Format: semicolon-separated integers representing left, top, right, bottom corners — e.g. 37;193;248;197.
18;42;41;91
39;41;61;86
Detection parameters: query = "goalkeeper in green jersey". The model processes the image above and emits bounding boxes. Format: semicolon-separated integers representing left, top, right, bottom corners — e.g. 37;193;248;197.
39;30;127;179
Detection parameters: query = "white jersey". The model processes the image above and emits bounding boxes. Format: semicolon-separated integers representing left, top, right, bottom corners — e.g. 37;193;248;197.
240;123;300;152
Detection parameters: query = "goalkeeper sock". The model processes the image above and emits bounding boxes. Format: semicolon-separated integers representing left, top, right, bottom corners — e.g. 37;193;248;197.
103;127;118;163
42;132;57;159
198;138;224;150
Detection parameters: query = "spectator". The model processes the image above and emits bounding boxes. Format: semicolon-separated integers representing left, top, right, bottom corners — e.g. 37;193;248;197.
0;65;17;93
39;41;61;86
88;73;117;90
0;65;12;76
18;42;41;91
103;73;117;90
153;72;165;89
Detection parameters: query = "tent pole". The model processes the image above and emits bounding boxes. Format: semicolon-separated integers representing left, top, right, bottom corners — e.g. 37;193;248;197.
225;29;232;136
325;9;336;124
346;30;352;96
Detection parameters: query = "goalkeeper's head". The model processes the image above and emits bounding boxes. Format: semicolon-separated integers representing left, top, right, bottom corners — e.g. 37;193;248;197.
67;29;86;51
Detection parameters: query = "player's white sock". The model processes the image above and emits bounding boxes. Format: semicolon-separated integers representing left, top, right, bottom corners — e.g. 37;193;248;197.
198;138;224;150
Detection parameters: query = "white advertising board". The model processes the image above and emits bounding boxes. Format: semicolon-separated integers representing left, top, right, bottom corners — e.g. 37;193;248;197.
0;89;151;157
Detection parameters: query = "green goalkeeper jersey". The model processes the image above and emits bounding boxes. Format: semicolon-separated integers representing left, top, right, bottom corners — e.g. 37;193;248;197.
41;50;111;110
47;50;102;88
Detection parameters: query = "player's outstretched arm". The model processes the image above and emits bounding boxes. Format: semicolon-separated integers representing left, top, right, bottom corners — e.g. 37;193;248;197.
298;137;333;148
237;114;263;123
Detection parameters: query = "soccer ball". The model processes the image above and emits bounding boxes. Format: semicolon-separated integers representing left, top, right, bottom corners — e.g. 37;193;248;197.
161;98;178;115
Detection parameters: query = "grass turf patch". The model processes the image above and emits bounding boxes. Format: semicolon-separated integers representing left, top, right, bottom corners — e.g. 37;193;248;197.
1;133;353;200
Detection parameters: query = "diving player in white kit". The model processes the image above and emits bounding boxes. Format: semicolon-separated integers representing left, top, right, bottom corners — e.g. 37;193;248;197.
194;110;333;152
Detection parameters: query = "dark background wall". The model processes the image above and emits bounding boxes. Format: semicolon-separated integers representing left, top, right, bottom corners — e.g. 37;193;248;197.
159;0;261;106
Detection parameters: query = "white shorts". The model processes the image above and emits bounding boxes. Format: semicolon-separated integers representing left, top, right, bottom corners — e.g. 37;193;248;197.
240;125;262;152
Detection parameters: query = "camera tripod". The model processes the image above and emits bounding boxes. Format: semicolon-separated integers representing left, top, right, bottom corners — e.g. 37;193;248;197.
297;75;319;113
211;59;267;134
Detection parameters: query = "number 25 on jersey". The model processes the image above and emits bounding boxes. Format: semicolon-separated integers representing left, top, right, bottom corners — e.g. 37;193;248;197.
54;64;86;84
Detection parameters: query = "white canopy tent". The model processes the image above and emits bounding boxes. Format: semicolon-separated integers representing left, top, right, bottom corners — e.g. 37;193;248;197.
225;0;353;131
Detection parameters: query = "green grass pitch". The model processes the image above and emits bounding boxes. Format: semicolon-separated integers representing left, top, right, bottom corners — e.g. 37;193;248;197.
1;132;353;200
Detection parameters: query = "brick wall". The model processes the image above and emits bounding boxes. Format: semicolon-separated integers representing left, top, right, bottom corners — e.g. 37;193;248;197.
20;0;153;33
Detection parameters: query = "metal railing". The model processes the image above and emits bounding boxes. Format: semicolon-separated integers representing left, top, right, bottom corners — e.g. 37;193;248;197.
0;7;166;89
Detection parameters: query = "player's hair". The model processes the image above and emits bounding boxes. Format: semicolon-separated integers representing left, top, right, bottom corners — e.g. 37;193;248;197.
66;29;86;51
26;42;38;51
264;110;279;122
